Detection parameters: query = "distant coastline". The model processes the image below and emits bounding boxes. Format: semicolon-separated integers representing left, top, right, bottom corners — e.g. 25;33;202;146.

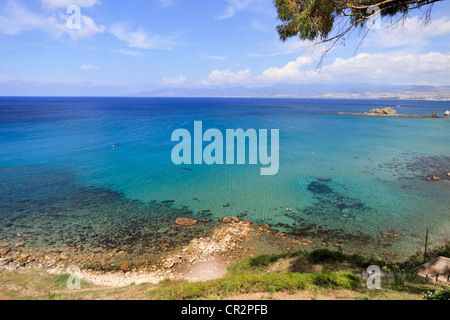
335;112;447;118
1;95;450;101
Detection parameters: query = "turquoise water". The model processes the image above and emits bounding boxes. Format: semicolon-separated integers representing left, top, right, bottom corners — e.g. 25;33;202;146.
0;97;449;260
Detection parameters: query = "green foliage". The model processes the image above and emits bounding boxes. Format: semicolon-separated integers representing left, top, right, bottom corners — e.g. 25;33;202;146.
427;240;450;260
148;271;361;300
159;278;172;284
382;265;407;289
274;0;438;42
408;240;450;265
228;253;288;274
54;273;89;289
423;286;450;300
48;292;64;300
54;273;71;286
307;249;346;263
164;288;176;300
275;0;338;41
306;249;381;268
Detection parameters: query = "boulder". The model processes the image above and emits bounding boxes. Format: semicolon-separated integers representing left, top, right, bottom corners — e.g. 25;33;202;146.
368;107;397;116
175;218;197;226
221;216;240;224
120;262;131;271
429;112;438;118
445;110;450;116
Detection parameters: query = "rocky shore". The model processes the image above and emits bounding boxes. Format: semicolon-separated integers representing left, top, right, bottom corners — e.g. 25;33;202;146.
336;107;450;118
0;217;262;286
1;215;380;286
1;211;416;288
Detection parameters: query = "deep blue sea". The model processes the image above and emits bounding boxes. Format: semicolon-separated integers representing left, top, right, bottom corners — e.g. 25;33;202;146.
1;97;449;260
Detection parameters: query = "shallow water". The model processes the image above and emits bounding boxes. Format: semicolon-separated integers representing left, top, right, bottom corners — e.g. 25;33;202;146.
0;97;449;260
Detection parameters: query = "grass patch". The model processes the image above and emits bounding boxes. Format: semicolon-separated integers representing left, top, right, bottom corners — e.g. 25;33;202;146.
147;271;361;300
48;292;65;300
228;253;288;275
54;273;91;290
306;249;381;268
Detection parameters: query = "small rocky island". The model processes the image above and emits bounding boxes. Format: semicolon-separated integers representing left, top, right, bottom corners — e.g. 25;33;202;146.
337;107;449;118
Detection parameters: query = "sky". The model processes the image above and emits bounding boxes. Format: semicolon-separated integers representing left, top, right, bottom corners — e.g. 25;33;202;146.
0;0;450;96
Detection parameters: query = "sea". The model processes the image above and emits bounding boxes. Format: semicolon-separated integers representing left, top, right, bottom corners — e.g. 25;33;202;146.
0;97;449;262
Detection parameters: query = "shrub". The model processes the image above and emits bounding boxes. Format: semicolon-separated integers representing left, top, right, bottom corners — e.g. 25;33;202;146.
228;253;287;274
307;249;346;264
423;286;450;300
147;271;361;300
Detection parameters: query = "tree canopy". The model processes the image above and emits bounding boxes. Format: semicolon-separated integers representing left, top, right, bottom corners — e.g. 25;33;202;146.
274;0;442;55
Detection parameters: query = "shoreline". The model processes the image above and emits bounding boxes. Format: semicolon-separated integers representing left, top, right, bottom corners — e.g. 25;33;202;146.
334;112;448;118
0;216;441;287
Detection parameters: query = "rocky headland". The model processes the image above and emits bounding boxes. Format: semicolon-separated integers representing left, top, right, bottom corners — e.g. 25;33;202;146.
336;107;449;118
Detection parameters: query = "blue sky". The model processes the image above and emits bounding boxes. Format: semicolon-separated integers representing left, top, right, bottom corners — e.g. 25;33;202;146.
0;0;450;96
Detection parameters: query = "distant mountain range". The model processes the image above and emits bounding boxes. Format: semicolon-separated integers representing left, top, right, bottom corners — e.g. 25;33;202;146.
2;81;449;99
135;83;450;100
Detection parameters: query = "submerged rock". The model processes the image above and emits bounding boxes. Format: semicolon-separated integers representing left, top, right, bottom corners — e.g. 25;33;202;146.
175;218;197;226
0;248;10;256
307;182;333;194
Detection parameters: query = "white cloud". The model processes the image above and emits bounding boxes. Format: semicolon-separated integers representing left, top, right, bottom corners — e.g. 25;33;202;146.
161;75;187;87
79;64;101;70
368;16;450;48
201;69;252;86
200;54;228;60
110;23;179;50
157;0;175;8
116;49;142;57
47;14;105;40
216;0;264;20
316;52;450;84
0;0;104;39
191;51;450;88
41;0;101;9
259;57;313;82
0;1;45;35
257;52;450;85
